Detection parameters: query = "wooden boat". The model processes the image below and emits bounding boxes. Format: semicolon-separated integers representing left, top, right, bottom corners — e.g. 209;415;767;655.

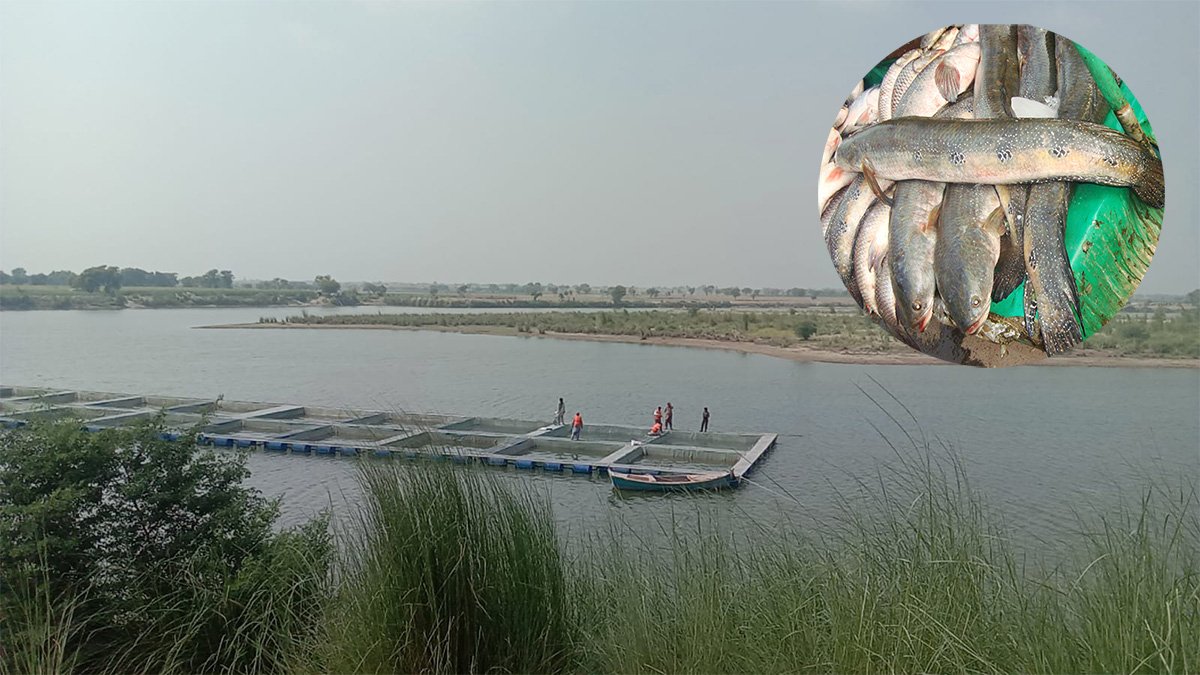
609;470;737;492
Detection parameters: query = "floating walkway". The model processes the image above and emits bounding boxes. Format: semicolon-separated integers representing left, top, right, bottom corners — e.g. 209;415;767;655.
0;386;777;484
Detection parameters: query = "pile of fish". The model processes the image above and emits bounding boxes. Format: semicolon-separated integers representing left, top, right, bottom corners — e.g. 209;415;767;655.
819;24;1164;357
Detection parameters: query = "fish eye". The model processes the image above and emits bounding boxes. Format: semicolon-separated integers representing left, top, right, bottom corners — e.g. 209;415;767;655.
911;300;923;312
970;296;982;308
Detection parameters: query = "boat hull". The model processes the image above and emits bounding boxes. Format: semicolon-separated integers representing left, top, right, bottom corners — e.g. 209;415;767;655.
609;470;738;492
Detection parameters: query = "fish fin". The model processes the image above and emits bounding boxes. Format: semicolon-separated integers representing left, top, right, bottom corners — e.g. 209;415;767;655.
923;202;941;234
935;62;961;102
982;206;1007;237
861;158;893;207
868;240;888;272
993;186;1015;235
1010;96;1057;118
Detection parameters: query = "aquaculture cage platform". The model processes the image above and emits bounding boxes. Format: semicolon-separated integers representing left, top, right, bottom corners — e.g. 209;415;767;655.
0;386;777;484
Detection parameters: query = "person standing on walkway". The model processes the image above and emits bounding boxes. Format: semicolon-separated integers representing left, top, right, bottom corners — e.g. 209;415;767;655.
571;411;583;440
701;407;710;432
653;406;662;429
555;398;566;425
664;402;674;431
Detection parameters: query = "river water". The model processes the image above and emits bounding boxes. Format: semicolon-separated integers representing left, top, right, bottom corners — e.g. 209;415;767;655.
1;307;1197;546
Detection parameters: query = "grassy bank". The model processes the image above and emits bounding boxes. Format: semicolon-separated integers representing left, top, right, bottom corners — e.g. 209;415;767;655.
261;307;1200;359
3;417;1197;673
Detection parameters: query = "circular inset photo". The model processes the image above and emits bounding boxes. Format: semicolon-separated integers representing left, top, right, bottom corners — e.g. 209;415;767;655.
818;24;1165;367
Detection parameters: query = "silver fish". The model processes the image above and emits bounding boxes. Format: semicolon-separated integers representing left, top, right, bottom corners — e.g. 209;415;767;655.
820;184;850;239
953;24;980;46
827;174;893;303
841;86;881;133
853;198;891;317
935;184;1006;334
890;48;944;113
894;42;982;117
889;180;944;332
879;49;921;121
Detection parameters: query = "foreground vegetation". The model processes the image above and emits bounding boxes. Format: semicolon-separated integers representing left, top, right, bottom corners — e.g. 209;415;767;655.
264;306;1200;358
2;417;1197;673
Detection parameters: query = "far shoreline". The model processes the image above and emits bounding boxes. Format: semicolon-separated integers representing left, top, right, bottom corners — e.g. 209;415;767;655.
196;322;1200;369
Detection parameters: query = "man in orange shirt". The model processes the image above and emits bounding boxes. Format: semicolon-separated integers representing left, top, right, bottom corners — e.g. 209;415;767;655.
571;412;583;440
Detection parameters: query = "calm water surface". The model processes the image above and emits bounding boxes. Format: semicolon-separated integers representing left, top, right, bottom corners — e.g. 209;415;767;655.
2;307;1197;546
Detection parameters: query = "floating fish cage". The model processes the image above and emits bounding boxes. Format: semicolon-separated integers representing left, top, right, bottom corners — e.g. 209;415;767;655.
0;386;778;484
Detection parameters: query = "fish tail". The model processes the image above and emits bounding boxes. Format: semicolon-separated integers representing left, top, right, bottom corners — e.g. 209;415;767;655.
1133;157;1166;208
991;233;1026;302
1040;313;1084;355
1032;260;1084;355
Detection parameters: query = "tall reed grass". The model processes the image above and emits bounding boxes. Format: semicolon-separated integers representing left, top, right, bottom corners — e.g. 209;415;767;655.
314;462;575;673
3;418;1196;673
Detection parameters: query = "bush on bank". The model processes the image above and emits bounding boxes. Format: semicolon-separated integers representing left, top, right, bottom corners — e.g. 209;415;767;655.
0;419;331;673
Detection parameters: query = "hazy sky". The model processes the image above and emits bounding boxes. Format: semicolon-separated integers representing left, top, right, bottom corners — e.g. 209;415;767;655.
2;1;1196;291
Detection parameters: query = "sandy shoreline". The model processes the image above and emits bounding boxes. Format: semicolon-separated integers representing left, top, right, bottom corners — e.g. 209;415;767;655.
197;322;1199;369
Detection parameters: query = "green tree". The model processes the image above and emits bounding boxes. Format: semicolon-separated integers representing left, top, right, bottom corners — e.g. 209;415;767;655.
10;267;28;284
729;287;741;299
1186;289;1200;307
795;319;818;340
220;270;234;288
575;283;591;295
457;284;469;297
315;275;341;295
72;265;122;294
646;287;660;299
522;282;543;301
610;285;627;305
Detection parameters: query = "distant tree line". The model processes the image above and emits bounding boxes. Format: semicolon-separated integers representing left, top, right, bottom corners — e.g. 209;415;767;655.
0;266;926;303
0;266;236;294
